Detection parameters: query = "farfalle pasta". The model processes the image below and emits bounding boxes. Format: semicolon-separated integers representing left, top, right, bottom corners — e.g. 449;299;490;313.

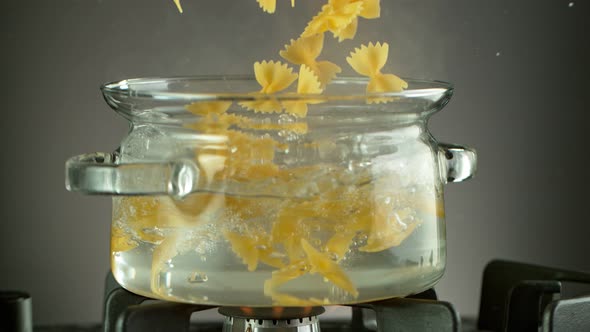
347;42;408;93
257;0;296;14
282;65;324;117
239;60;298;113
151;0;419;305
280;33;341;87
302;1;364;41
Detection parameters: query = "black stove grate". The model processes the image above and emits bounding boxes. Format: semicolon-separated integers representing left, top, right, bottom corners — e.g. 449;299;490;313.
477;260;590;332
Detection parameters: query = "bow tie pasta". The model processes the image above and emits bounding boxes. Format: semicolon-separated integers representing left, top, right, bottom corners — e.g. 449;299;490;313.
151;0;418;305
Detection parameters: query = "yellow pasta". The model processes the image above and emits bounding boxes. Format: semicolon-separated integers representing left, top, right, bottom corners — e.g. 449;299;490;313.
331;0;381;19
173;0;183;13
280;34;342;87
301;238;359;297
254;60;299;94
346;42;408;93
257;0;296;14
302;2;364;41
282;65;324;117
158;0;420;304
185;101;232;116
239;61;298;113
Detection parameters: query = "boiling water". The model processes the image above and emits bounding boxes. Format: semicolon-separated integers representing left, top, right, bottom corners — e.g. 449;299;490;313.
111;184;446;306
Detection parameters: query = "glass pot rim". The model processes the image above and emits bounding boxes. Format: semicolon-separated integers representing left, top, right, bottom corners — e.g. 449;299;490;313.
102;76;453;100
101;76;454;122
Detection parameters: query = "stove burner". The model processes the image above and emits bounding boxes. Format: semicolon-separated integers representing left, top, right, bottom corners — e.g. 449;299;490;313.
219;307;324;332
221;315;321;332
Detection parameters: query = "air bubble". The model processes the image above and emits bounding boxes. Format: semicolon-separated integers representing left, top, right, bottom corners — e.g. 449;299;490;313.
568;2;574;7
278;114;295;124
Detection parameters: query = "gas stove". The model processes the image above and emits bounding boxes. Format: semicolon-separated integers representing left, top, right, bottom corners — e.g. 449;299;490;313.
3;260;590;332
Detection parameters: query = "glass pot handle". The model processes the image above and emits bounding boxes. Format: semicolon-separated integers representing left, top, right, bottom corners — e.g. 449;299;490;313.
438;143;478;183
65;152;200;198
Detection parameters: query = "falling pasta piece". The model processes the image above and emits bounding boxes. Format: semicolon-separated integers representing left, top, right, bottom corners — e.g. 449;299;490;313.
358;0;380;19
333;16;358;42
239;61;298;113
347;42;408;94
173;0;183;13
283;65;324;117
301;2;364;41
257;0;276;13
257;0;296;13
326;0;370;41
254;61;299;94
301;239;359;297
330;0;380;19
280;34;342;87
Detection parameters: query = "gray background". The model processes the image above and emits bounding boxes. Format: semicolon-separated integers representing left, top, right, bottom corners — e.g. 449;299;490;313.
1;0;589;326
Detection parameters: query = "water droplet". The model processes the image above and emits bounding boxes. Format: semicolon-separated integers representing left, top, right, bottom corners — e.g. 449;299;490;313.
202;296;209;301
200;256;207;262
568;2;574;7
495;51;501;57
230;146;238;153
384;197;392;205
313;239;322;246
165;259;175;268
188;271;209;283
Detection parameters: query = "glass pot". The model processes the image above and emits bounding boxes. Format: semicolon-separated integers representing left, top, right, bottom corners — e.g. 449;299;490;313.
65;76;477;307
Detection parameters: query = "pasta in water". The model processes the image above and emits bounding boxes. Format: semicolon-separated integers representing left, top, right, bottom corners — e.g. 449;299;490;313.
141;0;417;305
